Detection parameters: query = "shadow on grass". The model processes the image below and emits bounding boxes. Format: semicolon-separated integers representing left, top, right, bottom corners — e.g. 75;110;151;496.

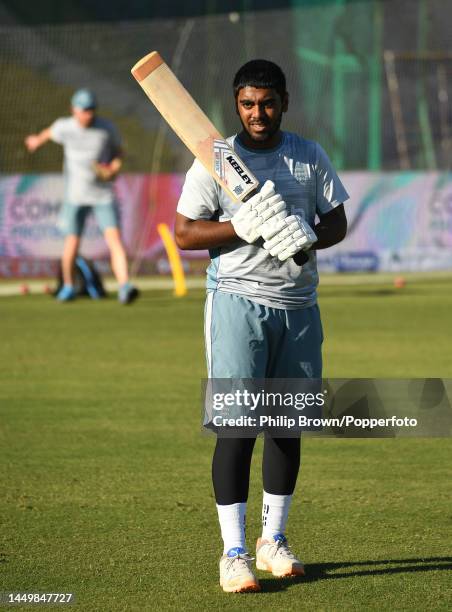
259;556;452;592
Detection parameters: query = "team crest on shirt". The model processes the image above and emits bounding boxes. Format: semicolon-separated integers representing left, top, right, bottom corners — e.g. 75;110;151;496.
294;161;309;184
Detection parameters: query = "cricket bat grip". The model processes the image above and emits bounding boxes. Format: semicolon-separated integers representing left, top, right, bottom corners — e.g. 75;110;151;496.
293;250;309;265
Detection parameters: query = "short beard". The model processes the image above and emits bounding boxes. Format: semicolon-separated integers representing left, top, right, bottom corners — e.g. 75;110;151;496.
240;111;283;143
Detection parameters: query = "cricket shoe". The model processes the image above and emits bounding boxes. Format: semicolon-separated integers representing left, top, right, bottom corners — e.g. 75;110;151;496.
118;283;139;305
256;533;305;577
56;284;76;301
219;547;261;593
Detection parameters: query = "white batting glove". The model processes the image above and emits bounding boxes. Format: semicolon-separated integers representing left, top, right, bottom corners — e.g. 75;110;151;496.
263;214;318;261
260;210;289;242
251;179;276;203
251;182;290;239
253;193;287;223
231;180;278;243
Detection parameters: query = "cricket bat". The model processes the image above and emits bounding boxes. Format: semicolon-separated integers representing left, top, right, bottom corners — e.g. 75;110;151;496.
131;51;259;202
131;51;308;265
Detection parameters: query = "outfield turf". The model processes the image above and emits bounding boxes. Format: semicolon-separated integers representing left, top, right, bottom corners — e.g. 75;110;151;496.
1;278;451;611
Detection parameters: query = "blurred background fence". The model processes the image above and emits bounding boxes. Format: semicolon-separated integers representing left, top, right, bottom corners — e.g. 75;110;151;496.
0;0;451;276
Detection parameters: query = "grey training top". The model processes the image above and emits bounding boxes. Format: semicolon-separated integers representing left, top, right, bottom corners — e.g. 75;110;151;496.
177;131;349;309
51;116;121;205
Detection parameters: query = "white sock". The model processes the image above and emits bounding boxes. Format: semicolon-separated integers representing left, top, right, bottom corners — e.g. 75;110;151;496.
262;491;292;540
216;502;247;554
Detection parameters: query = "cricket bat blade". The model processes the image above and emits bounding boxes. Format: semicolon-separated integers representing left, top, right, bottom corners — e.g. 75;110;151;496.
131;51;259;202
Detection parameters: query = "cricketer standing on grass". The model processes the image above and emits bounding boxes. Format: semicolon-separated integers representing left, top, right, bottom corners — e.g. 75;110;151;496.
175;59;349;593
24;88;139;304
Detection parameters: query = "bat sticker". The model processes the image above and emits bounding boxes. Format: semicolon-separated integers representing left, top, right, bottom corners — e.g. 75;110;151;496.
213;139;255;197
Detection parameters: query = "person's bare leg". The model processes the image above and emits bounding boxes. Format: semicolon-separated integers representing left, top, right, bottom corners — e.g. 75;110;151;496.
103;227;129;285
104;227;138;303
62;235;80;285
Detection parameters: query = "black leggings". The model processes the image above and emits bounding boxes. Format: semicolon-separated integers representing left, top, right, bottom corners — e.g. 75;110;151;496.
212;434;301;505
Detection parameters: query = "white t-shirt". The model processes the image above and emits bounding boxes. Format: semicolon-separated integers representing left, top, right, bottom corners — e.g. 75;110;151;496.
177;132;349;309
51;116;121;205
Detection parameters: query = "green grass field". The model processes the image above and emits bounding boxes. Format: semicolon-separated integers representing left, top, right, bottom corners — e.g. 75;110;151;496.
1;278;451;611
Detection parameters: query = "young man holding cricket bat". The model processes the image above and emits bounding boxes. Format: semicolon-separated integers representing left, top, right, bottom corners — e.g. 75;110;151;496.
175;60;348;593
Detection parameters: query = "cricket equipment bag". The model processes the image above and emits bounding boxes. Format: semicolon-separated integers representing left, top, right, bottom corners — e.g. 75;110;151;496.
55;256;107;299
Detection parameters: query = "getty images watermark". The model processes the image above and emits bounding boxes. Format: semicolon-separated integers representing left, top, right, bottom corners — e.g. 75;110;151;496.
201;379;452;438
210;388;417;430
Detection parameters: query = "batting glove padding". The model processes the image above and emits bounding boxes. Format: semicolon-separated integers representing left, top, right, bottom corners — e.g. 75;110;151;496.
231;180;287;243
263;215;318;261
260;211;289;242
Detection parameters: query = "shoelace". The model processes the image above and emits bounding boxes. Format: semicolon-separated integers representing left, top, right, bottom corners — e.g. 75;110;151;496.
225;553;255;573
268;539;297;560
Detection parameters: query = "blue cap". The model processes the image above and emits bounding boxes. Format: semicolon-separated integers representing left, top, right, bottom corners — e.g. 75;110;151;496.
71;88;97;110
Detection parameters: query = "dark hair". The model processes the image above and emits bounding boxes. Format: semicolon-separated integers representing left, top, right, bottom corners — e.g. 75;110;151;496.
233;59;287;100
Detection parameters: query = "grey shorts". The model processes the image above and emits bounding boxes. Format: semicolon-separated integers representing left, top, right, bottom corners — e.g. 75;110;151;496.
59;202;119;237
204;291;323;378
